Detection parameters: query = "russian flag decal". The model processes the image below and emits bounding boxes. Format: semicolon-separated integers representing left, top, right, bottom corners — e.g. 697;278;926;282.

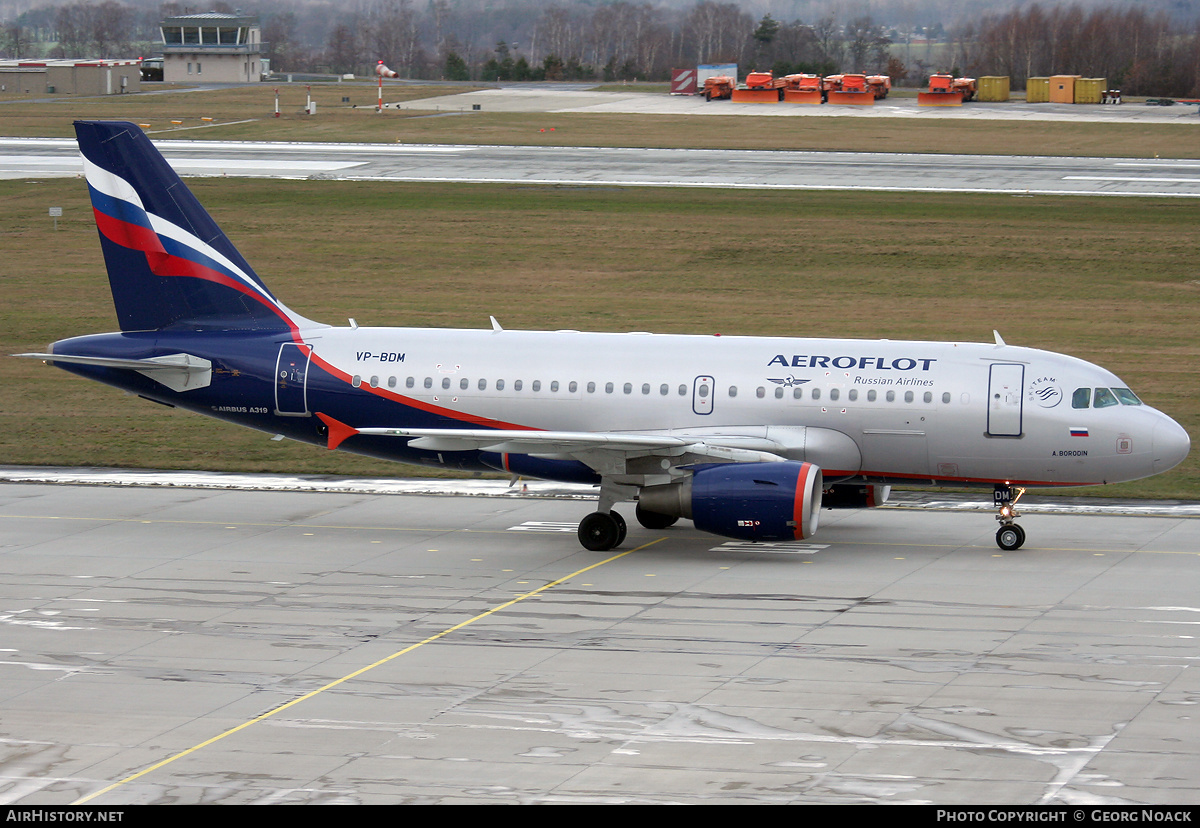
1070;427;1089;437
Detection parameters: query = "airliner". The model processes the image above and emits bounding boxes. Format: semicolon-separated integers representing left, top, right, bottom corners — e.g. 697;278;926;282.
17;121;1192;552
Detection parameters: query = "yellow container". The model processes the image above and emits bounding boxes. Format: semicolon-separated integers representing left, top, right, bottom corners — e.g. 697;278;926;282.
977;76;1010;102
1026;77;1049;103
1049;75;1080;103
1074;77;1106;104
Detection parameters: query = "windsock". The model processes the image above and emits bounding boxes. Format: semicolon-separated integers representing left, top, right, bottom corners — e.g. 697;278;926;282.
376;61;398;78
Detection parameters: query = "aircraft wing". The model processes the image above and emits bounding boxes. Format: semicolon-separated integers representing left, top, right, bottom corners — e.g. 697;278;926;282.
354;428;693;454
316;416;790;479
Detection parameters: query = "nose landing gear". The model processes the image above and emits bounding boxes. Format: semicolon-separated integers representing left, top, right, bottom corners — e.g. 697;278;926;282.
994;485;1026;550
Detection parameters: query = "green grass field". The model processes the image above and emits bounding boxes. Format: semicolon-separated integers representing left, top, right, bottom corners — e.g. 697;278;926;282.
2;174;1197;497
1;82;1198;157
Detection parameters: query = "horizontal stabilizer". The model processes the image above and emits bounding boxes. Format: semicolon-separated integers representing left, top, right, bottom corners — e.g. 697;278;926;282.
15;352;212;392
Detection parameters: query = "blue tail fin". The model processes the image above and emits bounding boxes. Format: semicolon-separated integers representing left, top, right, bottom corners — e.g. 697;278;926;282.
75;120;306;333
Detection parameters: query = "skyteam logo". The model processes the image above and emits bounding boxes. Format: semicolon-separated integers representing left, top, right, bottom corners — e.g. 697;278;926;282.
1027;376;1063;408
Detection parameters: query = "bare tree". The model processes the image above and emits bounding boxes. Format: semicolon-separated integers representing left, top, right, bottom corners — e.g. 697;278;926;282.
91;1;132;58
371;0;419;76
683;1;751;65
325;23;360;75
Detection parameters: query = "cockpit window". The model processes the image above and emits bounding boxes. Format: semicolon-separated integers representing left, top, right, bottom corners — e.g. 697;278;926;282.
1093;387;1119;408
1112;387;1142;406
1072;387;1091;409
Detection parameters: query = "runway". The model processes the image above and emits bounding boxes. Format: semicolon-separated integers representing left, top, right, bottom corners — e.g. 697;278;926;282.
2;476;1198;804
5;136;1200;197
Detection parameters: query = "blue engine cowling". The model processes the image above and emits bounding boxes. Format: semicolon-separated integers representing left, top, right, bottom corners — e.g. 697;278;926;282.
639;461;823;541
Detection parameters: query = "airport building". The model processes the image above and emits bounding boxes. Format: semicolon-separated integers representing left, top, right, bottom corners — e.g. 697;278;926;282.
0;59;142;95
161;11;264;83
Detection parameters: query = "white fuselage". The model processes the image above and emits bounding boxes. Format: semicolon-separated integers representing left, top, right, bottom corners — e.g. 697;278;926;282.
303;326;1187;488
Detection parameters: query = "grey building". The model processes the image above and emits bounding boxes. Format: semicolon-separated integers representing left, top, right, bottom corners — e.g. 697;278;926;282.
161;12;264;83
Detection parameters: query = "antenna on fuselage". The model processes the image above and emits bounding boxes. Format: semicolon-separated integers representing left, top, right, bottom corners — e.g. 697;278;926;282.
993;330;1006;347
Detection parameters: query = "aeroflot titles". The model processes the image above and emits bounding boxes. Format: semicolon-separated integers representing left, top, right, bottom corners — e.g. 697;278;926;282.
767;355;938;371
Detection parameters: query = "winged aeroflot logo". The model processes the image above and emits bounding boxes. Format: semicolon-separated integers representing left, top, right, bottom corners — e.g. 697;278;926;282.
767;376;812;387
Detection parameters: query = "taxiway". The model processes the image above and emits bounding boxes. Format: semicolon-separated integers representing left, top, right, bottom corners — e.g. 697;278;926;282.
1;477;1197;804
4;136;1200;197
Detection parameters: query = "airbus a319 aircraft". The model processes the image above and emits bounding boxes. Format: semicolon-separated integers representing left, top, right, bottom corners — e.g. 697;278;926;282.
19;121;1191;552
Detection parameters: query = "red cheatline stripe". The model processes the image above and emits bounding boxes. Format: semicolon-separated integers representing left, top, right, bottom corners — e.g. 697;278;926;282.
302;349;539;433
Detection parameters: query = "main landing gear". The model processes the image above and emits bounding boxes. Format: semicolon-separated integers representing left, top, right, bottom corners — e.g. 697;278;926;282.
576;486;681;552
994;484;1026;550
578;510;626;551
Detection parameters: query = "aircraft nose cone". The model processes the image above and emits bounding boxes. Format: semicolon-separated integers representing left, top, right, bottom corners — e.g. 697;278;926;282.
1152;416;1191;475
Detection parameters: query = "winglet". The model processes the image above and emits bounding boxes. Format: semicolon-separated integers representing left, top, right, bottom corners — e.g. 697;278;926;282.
316;412;359;450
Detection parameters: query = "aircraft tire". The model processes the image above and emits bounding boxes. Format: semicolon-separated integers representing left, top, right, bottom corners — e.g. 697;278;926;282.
579;512;622;551
635;503;678;530
996;524;1025;551
612;511;628;546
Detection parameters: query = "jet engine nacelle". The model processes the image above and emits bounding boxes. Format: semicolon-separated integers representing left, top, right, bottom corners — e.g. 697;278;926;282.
823;483;891;509
639;461;823;541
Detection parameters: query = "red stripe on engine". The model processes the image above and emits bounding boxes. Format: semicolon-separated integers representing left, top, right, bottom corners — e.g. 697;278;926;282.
792;463;811;540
